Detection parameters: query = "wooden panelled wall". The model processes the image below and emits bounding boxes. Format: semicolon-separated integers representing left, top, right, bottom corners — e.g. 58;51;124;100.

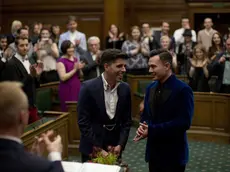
1;0;230;48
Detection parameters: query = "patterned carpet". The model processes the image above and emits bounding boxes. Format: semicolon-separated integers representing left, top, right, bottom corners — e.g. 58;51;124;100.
69;127;230;172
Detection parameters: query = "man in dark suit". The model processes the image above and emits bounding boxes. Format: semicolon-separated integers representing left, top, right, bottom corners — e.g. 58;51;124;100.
154;21;175;51
78;49;132;162
0;81;64;172
1;36;42;123
80;36;104;80
134;49;194;172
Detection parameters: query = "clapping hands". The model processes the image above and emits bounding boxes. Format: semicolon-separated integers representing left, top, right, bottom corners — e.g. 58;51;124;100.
31;130;63;156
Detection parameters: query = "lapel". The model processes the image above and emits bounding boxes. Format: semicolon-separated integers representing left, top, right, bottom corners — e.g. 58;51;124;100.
96;77;107;117
148;82;158;117
114;85;122;119
12;56;29;79
87;51;94;63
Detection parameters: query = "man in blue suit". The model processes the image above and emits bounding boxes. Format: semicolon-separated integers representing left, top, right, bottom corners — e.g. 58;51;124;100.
78;49;132;162
134;49;194;172
0;81;64;172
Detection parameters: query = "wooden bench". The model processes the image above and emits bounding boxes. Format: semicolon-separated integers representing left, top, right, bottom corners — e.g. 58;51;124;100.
22;111;69;159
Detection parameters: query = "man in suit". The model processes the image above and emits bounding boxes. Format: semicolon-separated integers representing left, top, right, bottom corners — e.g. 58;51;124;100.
59;15;87;59
154;21;175;51
1;36;42;123
80;36;104;80
0;81;64;172
134;49;194;172
78;49;132;162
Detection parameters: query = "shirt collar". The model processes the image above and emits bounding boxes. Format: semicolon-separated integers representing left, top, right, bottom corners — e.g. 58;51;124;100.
15;53;28;62
101;73;120;91
0;135;22;144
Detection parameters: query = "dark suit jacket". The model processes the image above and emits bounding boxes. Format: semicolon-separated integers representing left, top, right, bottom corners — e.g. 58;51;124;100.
141;75;194;165
0;59;6;81
1;55;39;107
0;139;64;172
77;77;132;155
80;51;104;81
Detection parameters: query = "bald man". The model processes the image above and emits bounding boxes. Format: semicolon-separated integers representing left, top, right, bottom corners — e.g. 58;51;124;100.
198;18;217;51
0;81;64;172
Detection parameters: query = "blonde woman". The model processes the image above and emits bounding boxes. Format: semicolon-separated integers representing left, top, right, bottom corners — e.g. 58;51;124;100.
7;20;22;44
160;35;178;72
189;44;210;92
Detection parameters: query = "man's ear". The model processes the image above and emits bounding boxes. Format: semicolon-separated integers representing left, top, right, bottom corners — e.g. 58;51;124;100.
19;110;29;126
104;63;109;71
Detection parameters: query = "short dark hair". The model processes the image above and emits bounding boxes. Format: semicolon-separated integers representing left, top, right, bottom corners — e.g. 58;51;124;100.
15;36;28;46
100;49;128;65
150;49;172;65
0;35;7;40
67;16;78;24
61;40;73;54
16;27;28;35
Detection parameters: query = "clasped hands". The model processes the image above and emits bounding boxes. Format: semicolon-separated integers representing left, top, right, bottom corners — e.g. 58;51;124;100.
133;122;148;142
90;145;122;158
31;130;63;156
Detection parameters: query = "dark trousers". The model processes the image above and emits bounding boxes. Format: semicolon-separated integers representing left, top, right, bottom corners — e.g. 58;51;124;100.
149;163;186;172
81;154;91;163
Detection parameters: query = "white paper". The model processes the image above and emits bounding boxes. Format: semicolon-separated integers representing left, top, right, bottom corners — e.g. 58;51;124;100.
61;161;83;172
61;161;121;172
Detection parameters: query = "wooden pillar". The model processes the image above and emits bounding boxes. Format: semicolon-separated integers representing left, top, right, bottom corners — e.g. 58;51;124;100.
103;0;124;43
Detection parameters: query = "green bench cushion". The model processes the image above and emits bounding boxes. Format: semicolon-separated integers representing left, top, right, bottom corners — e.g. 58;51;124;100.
36;88;52;113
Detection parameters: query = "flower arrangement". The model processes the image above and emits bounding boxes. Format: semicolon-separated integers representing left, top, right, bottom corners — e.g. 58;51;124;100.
91;152;118;165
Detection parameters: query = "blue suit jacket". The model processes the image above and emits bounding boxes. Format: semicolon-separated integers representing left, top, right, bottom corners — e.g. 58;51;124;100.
77;76;132;155
0;139;64;172
141;75;194;165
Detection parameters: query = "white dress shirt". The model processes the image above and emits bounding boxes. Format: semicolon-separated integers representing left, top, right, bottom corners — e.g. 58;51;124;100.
92;53;100;77
15;53;30;74
173;28;197;53
101;73;120;119
69;31;78;45
0;135;61;161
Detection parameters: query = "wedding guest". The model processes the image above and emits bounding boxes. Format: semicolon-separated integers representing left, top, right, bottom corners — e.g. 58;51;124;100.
7;20;22;44
208;32;224;62
80;36;104;80
59;16;87;59
30;22;41;45
34;28;59;84
134;49;194;172
0;81;64;172
160;35;177;72
197;18;217;51
173;17;196;53
122;26;148;75
177;29;197;74
57;40;85;112
78;49;132;163
188;44;210;92
1;36;43;123
105;24;125;50
51;25;61;46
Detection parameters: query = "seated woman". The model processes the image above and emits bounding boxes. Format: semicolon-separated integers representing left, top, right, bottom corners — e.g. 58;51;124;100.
122;26;148;75
189;44;210;92
56;40;85;112
105;24;125;50
34;28;59;84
